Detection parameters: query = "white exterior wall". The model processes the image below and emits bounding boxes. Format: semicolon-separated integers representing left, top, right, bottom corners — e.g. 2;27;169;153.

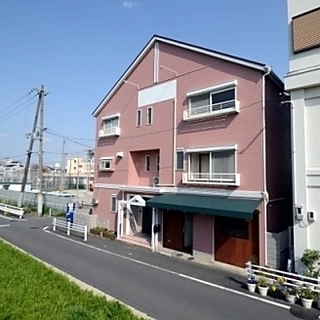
285;0;320;272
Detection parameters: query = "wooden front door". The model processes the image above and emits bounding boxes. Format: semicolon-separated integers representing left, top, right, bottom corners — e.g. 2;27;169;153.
214;213;259;267
163;210;184;252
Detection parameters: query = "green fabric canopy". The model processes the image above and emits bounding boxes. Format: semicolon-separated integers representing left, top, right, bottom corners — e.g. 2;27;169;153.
146;193;260;219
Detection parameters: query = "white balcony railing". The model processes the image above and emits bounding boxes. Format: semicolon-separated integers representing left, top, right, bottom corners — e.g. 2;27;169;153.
99;127;121;138
182;172;240;186
183;100;239;121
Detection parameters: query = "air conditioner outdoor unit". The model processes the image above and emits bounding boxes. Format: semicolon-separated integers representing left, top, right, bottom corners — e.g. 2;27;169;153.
153;176;159;187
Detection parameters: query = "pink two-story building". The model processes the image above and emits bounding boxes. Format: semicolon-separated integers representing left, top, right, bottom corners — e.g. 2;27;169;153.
92;35;292;268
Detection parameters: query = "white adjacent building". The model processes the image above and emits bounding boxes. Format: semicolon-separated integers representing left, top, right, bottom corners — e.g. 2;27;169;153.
285;0;320;271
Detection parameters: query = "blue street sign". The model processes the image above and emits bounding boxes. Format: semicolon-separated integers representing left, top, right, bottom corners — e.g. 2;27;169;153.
66;202;76;224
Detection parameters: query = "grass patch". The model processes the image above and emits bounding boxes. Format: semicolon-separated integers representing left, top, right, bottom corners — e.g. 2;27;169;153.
0;240;144;320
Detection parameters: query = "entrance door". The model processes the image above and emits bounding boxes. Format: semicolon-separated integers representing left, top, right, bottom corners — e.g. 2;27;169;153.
142;206;152;236
214;213;259;267
163;210;184;252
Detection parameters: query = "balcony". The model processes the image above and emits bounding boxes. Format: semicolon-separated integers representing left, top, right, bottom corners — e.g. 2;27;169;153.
182;172;240;186
99;127;121;138
183;100;239;121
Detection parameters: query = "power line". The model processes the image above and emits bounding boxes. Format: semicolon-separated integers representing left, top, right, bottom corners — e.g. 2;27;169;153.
0;95;37;124
0;92;32;115
45;129;93;149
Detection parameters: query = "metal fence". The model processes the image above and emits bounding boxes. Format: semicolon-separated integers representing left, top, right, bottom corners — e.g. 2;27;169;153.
0;189;71;212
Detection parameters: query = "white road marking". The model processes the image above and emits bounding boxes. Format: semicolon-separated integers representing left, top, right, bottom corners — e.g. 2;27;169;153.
43;226;290;310
0;224;10;228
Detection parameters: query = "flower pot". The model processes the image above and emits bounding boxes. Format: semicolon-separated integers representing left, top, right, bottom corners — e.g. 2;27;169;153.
258;286;268;296
285;295;296;304
301;298;313;309
247;283;256;293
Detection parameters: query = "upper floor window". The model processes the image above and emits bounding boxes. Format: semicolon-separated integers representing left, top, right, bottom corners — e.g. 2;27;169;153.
99;113;121;138
183;145;240;186
99;157;114;171
145;155;150;172
136;109;142;127
147;107;153;125
176;150;184;170
184;80;239;121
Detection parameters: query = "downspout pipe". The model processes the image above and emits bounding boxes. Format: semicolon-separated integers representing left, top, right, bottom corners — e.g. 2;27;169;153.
262;65;271;266
173;98;177;185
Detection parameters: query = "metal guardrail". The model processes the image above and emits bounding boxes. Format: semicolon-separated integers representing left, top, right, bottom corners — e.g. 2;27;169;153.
52;218;87;241
0;203;24;219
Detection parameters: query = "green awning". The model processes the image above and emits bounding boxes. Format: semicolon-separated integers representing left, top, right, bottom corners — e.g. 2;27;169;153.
146;193;260;219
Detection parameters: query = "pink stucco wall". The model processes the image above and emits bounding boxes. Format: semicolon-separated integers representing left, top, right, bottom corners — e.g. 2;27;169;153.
94;42;265;193
159;42;264;192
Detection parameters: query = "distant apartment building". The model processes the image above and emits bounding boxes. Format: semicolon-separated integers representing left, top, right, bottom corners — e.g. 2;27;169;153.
0;158;24;182
66;157;94;176
65;157;94;189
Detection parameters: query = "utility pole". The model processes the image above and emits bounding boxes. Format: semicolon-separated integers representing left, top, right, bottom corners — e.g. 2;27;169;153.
86;149;94;193
76;158;80;199
59;139;66;191
18;86;46;207
37;87;45;217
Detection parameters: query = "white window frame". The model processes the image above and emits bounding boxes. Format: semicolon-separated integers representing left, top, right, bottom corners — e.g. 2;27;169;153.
184;80;239;120
184;145;239;186
99;157;114;171
145;155;150;172
156;154;160;172
136;109;142;127
176;149;184;170
100;113;121;136
147;106;153;125
110;194;117;213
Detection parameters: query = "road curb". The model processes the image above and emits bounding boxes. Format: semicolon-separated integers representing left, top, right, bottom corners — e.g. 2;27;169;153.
0;238;155;320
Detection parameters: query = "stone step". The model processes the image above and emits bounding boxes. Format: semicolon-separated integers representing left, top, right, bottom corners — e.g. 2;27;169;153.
120;234;151;249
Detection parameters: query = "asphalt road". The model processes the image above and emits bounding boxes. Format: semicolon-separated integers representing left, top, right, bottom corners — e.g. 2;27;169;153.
0;216;302;320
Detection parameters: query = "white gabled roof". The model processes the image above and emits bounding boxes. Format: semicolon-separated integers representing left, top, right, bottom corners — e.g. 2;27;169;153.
92;35;282;117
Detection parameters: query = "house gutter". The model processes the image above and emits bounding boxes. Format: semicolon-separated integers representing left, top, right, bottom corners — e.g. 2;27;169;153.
262;65;271;266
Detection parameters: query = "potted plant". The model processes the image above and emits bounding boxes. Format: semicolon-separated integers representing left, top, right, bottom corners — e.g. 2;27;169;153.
247;275;257;293
282;285;297;304
257;275;269;296
269;282;281;299
298;284;316;309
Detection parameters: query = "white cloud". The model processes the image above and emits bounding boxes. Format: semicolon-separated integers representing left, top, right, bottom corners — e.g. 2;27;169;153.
0;133;8;137
123;1;136;9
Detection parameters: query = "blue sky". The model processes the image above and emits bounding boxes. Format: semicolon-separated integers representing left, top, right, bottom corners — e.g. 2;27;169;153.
0;0;288;166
